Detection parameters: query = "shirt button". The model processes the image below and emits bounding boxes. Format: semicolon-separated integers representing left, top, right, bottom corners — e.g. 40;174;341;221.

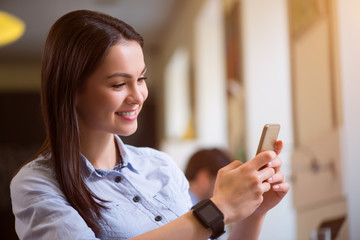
155;216;162;222
133;196;141;202
114;176;122;183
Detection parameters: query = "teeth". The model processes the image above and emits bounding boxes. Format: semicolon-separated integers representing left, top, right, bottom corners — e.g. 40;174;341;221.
119;111;136;116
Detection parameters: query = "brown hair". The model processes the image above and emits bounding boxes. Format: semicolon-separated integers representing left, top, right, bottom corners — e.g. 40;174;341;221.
37;10;143;235
185;148;231;181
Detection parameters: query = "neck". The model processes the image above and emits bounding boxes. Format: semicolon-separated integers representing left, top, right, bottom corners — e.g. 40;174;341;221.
79;131;119;170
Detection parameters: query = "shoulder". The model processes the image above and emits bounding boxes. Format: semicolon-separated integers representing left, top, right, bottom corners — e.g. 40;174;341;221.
12;154;55;181
10;156;98;239
11;155;62;201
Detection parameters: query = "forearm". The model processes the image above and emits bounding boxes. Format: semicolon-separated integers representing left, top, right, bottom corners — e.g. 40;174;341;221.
130;211;211;240
228;213;266;240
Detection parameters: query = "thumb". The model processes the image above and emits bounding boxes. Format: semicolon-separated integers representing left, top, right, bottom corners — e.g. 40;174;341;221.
219;160;243;173
274;140;283;155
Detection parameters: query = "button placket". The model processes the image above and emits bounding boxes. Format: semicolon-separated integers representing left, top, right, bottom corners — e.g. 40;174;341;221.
116;176;169;225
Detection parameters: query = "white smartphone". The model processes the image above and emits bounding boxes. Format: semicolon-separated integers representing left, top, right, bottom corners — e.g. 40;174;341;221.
256;124;280;156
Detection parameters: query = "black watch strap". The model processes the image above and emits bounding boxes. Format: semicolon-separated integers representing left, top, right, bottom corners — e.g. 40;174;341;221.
209;217;225;239
191;199;225;239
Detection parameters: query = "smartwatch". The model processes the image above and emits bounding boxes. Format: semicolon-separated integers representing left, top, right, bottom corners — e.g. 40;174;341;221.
191;199;225;239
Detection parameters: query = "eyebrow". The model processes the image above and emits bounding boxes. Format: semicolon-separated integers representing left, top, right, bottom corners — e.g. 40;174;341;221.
107;66;147;79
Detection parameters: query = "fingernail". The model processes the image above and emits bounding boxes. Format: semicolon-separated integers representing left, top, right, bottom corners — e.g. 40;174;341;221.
268;161;273;167
273;185;279;190
268;177;273;182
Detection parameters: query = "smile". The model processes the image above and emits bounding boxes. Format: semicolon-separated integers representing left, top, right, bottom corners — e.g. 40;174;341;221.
118;111;136;116
116;109;138;120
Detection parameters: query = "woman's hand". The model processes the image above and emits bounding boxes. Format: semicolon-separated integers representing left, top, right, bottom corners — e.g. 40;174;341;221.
250;140;290;217
210;150;277;224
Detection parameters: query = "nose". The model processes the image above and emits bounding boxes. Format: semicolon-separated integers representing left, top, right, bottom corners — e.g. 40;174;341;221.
126;84;147;105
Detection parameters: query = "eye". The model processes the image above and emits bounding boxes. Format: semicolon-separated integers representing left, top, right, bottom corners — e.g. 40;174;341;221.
112;83;126;89
138;77;147;83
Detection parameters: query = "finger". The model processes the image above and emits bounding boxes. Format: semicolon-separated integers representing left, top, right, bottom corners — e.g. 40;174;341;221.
274;140;283;155
249;151;277;170
267;157;282;173
220;160;243;172
272;182;290;193
258;167;275;182
260;181;271;193
267;171;285;184
268;157;282;168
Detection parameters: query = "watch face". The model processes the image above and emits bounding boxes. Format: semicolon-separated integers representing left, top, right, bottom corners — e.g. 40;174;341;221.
192;199;225;239
199;204;221;223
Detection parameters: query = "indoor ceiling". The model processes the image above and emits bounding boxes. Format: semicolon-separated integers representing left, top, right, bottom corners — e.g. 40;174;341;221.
0;0;181;61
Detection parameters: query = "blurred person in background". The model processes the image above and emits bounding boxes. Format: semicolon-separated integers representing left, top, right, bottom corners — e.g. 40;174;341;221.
185;148;232;240
185;148;232;205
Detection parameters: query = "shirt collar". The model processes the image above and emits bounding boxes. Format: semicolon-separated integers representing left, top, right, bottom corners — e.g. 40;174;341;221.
81;135;142;180
114;134;143;172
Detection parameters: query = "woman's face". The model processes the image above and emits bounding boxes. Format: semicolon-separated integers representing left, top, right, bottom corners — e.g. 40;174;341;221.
75;41;148;137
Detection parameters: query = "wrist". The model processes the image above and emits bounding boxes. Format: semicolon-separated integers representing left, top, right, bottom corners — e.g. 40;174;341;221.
210;196;230;225
247;210;267;222
250;206;268;219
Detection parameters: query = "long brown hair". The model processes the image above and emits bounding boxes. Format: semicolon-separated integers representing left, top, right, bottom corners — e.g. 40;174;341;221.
37;10;143;235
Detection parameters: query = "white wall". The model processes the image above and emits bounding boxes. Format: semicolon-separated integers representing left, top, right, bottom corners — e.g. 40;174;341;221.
161;0;228;170
164;48;191;139
193;0;228;147
337;0;360;238
241;0;296;239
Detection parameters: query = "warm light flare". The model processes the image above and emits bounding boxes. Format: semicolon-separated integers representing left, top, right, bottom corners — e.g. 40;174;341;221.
0;11;25;47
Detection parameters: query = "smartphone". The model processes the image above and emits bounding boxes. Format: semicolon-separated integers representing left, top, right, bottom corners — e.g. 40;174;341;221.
256;124;280;156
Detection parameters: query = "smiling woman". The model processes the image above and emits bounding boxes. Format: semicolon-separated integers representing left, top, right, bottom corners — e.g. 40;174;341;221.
10;9;289;240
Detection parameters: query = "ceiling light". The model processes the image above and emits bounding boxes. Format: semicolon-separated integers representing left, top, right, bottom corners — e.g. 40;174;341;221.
0;11;25;47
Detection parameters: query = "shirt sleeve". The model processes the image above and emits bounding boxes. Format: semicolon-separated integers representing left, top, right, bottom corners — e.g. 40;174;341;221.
10;165;99;240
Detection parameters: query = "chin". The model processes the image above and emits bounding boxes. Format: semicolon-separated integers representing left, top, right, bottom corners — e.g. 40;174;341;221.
117;126;138;137
120;132;135;137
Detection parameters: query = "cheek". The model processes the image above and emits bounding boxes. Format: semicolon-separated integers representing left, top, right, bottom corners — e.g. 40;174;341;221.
142;86;149;102
78;90;117;115
100;93;124;112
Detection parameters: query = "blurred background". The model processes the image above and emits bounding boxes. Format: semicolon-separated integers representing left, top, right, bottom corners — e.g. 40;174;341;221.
0;0;359;239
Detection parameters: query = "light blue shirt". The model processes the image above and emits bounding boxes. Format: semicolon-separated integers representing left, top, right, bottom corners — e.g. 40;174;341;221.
189;189;199;205
10;135;192;239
